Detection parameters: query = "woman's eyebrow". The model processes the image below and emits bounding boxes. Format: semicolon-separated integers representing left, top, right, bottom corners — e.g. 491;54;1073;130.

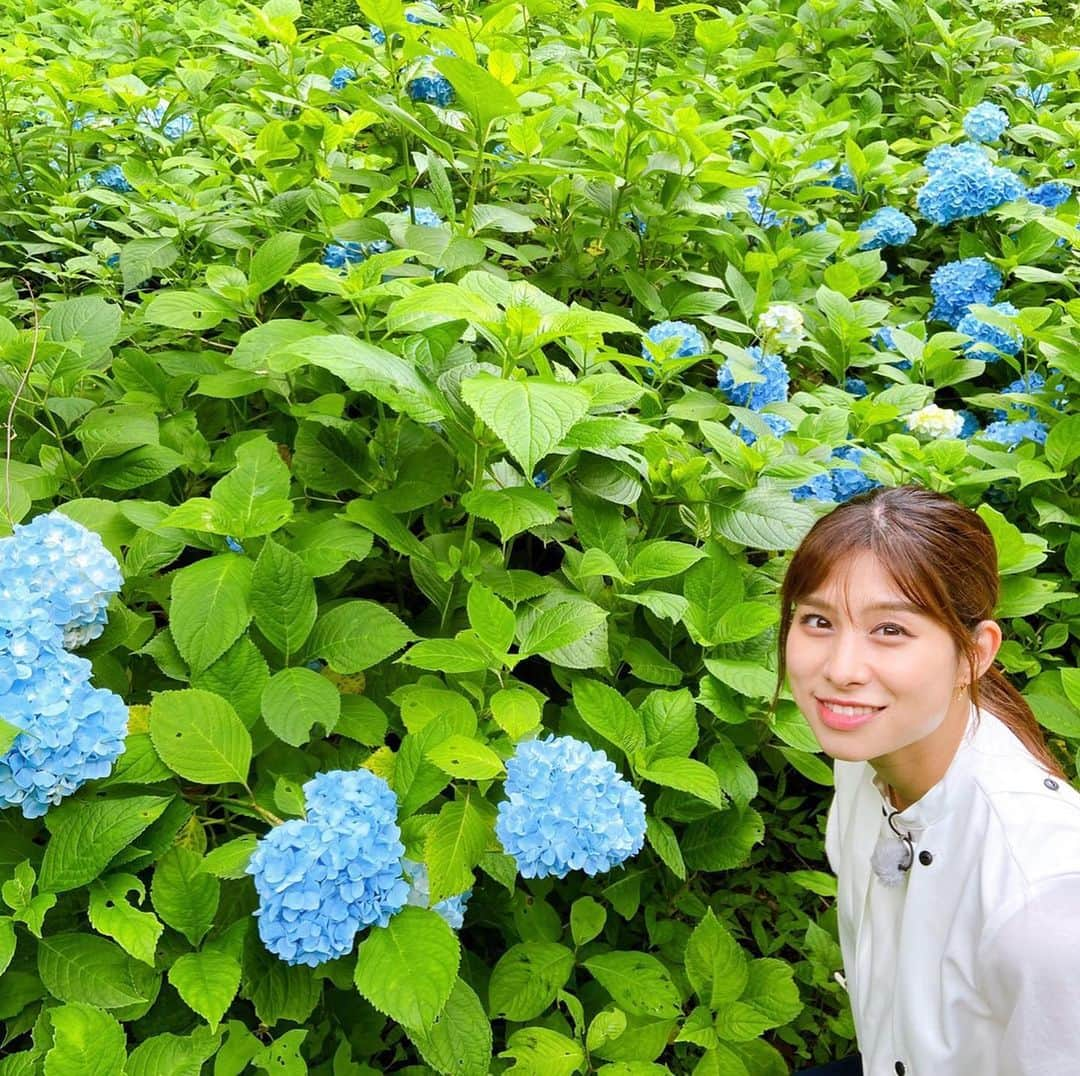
800;598;923;615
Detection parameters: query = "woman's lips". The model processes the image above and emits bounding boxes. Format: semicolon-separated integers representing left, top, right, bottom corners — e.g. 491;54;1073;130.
816;698;886;731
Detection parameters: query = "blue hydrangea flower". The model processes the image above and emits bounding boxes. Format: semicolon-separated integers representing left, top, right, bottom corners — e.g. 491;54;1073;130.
401;858;470;930
248;769;409;967
410;207;444;227
330;67;357;90
1027;181;1070;209
733;412;793;445
872;326;896;351
792;445;880;503
495;735;645;879
1016;84;1051;107
745;187;780;228
407;73;455;107
105;253;120;269
982;420;1048;448
369;25;387;44
859;206;916;250
95;165;132;193
955;301;1021;359
493;143;521;166
830;163;858;193
963;102;1009;143
0;512;123;648
533;470;549;488
642;320;707;362
924;142;989;174
957;410;980;439
929;257;1003;326
716;346;790;410
916;144;1024;226
844;377;869;398
622;212;647;236
320;239;392;270
225;536;244;553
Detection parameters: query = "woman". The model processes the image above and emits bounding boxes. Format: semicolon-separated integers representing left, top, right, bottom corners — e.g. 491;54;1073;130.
776;485;1080;1075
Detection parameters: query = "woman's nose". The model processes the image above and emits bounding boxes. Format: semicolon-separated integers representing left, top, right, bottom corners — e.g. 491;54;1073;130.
823;632;871;685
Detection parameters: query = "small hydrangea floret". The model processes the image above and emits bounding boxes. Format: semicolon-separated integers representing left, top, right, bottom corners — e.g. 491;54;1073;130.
402;858;471;929
916;143;1024;226
955;301;1021;359
1027;181;1070;209
963;102;1009;143
905;404;965;439
982;420;1048;448
495;735;646;879
757;304;805;354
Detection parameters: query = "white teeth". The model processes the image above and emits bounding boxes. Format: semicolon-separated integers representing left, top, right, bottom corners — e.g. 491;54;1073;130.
827;703;880;717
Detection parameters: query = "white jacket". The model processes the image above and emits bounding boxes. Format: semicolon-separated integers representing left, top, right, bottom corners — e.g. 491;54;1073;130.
825;702;1080;1075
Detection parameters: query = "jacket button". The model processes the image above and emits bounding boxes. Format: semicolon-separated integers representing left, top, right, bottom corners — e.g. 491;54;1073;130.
1045;778;1060;791
918;851;933;866
895;1063;906;1075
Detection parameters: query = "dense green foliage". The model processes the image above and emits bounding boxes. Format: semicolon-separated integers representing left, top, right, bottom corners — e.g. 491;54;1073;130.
0;0;1078;1071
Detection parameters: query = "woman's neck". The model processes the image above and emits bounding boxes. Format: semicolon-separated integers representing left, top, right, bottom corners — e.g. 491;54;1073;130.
872;697;972;812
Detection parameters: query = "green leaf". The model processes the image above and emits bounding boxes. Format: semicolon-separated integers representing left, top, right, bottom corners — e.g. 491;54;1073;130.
42;296;122;360
425;790;497;903
44;1003;127;1076
976;504;1049;576
500;1027;584;1075
169;555;254;674
125;1026;222;1076
407;977;493;1076
38;933;158;1008
461;373;591;476
152;846;220;946
629;541;706;582
279;334;446;423
88;874;163;966
120;236;180;291
199;835;258;880
488;942;575;1020
40;794;172;893
645;817;685;880
150;689;252;786
0;918;15;978
738;958;803;1028
2;861;55;937
703;657;776;699
249;232;302;297
144;289;234;330
1045;413;1080;471
713;489;816;550
354;907;461;1030
432;57;520;133
426;735;505;781
461;486;558;541
169;950;241;1031
685;909;749;1009
401;633;498;673
583;951;682;1018
208;437;293;539
490;688;542;740
1028;693;1080;739
305;600;415;673
683;807;766;872
641;690;698;760
467;583;516;653
639;757;726;808
261;667;341;746
571;678;645;757
517;600;608;660
570;896;607;947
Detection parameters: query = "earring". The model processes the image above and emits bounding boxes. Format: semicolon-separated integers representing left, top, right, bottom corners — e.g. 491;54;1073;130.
955;683;968;700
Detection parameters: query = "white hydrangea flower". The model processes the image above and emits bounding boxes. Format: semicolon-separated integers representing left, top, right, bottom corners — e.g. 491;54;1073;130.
905;404;964;439
757;304;805;353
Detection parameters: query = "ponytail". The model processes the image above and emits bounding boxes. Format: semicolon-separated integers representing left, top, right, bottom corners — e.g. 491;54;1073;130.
973;665;1068;780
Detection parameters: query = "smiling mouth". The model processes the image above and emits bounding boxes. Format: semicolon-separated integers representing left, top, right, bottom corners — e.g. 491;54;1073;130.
815;698;886;729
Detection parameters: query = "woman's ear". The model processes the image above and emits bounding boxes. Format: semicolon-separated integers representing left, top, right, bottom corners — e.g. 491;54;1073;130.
973;619;1003;677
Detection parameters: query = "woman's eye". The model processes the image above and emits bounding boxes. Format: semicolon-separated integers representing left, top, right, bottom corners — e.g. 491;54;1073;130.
799;613;830;629
876;623;908;637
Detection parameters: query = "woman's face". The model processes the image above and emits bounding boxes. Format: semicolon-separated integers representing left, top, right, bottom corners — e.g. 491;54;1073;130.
784;551;966;765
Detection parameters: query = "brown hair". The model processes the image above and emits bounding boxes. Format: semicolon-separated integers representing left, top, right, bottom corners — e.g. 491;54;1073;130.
774;484;1066;779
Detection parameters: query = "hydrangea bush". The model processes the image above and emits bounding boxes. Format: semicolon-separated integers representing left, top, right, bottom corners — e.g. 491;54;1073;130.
0;0;1076;1072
